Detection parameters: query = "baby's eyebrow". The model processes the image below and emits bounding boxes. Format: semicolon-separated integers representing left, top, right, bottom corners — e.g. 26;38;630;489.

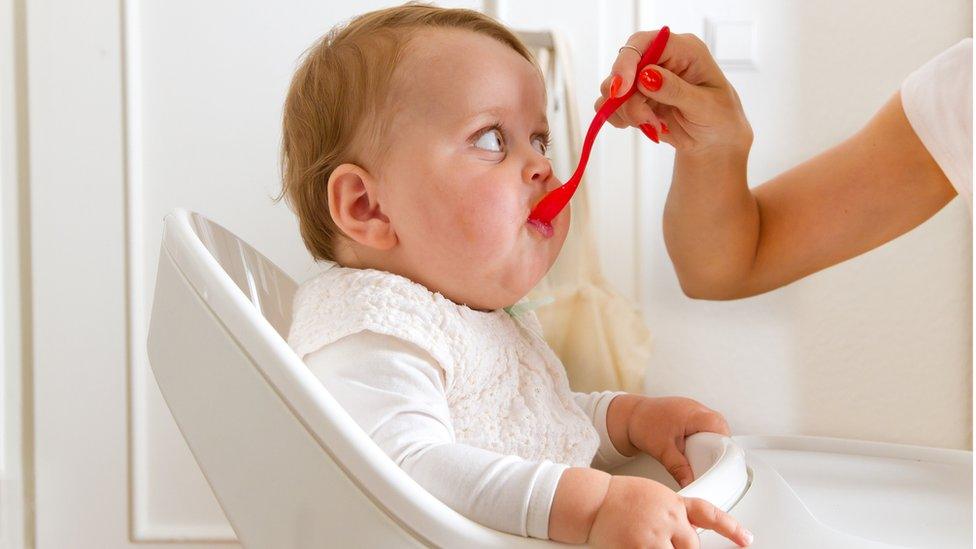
461;107;549;128
460;106;508;123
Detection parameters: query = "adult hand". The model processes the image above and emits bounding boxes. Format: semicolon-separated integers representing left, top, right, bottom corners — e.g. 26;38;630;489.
595;29;753;156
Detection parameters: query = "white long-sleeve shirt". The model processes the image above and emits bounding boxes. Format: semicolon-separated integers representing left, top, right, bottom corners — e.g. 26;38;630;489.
304;330;632;539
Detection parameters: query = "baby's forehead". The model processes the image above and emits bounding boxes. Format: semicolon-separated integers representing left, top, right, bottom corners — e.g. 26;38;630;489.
390;28;546;125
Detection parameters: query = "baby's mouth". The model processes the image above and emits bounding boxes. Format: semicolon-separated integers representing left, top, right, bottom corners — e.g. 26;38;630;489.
526;218;554;238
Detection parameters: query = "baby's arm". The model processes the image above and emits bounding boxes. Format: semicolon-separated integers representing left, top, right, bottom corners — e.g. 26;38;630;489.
572;391;637;469
305;331;568;539
307;334;749;545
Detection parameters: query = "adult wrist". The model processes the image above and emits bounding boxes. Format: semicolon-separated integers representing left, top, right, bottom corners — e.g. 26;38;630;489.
677;143;750;167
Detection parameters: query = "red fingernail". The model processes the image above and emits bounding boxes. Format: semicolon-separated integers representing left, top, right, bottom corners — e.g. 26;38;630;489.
639;67;663;92
609;75;622;98
661;122;669;134
639;123;659;143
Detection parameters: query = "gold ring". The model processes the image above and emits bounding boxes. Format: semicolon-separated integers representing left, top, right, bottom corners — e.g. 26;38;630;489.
618;44;642;57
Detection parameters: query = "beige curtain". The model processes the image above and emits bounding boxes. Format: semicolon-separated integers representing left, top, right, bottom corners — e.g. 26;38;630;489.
518;31;652;394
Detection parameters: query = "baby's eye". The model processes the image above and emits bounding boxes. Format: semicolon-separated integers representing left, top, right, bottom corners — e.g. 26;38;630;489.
532;136;550;156
474;128;504;152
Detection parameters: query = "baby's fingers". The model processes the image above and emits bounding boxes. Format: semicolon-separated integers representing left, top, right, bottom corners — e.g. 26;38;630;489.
670;526;702;549
684;498;753;547
661;444;694;487
686;409;731;438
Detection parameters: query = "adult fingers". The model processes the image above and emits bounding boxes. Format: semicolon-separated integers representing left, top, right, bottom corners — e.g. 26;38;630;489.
594;96;629;128
635;64;710;117
594;95;664;138
619;95;659;129
684;498;753;547
609;29;667;97
651;104;684;146
608;31;726;99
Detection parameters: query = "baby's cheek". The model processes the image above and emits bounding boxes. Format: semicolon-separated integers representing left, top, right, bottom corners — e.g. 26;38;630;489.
554;204;571;243
454;209;512;257
454;188;517;239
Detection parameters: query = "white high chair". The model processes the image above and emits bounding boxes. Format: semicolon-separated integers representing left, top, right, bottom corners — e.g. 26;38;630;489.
146;208;747;548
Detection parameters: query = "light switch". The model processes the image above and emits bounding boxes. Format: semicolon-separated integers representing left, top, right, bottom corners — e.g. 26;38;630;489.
704;18;757;70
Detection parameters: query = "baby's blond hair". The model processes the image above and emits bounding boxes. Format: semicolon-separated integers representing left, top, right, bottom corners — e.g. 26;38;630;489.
277;3;535;262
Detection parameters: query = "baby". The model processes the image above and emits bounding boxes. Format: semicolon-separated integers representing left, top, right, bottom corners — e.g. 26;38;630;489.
279;4;752;547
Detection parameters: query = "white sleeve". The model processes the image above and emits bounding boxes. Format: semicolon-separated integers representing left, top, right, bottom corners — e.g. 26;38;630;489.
303;331;567;539
573;391;635;470
901;38;973;211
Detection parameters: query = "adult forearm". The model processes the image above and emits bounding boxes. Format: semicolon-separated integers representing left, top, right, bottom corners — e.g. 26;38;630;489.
663;150;760;299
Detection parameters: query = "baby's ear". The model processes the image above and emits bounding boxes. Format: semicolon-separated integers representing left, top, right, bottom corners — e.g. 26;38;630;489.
327;164;396;251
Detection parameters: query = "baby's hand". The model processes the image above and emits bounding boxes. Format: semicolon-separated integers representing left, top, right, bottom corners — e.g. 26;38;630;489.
589;475;752;548
628;396;731;488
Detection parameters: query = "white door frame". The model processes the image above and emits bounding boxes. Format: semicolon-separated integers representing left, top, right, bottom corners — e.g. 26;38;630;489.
1;0;32;546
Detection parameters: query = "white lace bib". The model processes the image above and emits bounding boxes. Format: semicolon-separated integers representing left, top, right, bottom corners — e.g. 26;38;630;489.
287;262;600;467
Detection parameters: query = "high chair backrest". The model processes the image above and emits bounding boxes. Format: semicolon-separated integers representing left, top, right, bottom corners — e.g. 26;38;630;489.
147;209;553;548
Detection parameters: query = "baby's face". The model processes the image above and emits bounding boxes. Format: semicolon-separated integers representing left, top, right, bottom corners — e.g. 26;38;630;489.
375;29;568;310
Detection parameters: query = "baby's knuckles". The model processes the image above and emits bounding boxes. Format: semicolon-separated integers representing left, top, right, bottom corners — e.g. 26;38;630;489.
632;396;699;428
627;396;719;452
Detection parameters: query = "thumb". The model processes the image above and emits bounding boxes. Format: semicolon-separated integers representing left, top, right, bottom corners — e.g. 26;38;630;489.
661;444;695;488
635;64;706;115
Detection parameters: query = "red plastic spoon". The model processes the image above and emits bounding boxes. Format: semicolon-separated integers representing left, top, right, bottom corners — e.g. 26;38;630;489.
528;26;671;236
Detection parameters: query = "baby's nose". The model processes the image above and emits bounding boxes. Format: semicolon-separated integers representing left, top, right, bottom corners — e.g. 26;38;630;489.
523;154;554;187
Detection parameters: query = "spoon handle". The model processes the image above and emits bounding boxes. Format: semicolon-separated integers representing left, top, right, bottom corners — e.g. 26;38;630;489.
529;26;671;225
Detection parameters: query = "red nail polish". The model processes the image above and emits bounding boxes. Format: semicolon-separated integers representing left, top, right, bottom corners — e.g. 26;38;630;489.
609;75;622;98
639;123;659;143
639;67;663;92
661;122;669;134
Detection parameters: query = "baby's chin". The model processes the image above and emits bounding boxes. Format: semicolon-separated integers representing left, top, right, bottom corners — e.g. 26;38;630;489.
445;263;546;312
495;263;555;309
442;232;562;310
